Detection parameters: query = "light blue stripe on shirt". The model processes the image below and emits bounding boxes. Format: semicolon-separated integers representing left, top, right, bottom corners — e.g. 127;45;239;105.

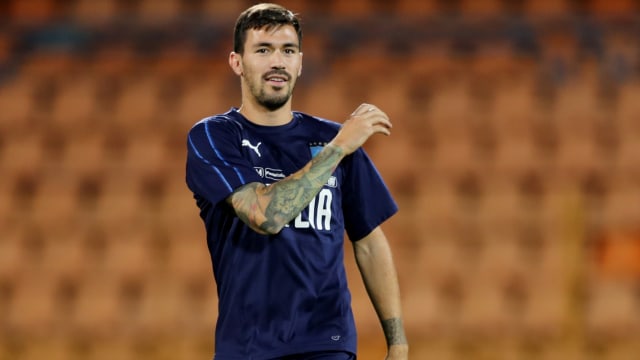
204;122;246;184
188;134;233;193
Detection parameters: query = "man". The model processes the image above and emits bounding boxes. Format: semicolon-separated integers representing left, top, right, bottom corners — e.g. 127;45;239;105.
185;3;408;359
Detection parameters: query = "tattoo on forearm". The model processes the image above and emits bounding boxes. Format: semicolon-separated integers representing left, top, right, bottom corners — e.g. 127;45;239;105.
382;318;407;346
233;144;343;233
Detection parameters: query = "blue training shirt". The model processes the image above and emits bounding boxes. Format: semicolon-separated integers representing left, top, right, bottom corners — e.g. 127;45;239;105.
185;108;398;360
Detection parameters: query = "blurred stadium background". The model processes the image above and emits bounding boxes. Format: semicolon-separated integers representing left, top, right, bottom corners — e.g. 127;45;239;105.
1;0;640;359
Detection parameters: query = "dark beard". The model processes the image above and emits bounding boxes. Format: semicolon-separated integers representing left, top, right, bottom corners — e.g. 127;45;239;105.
259;94;289;111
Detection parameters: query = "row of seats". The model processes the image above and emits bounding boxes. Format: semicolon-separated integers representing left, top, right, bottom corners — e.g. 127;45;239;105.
2;335;640;360
2;0;637;24
2;0;638;74
3;216;640;337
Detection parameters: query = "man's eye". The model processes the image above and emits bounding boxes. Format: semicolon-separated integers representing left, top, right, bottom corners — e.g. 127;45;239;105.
284;49;296;54
256;48;269;54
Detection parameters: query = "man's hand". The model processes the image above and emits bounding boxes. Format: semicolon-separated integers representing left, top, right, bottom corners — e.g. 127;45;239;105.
329;103;392;155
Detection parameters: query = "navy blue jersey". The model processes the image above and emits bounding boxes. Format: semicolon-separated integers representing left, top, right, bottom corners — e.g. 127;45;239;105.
185;108;398;360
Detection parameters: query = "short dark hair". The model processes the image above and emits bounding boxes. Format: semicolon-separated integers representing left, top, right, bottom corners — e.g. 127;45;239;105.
233;3;302;54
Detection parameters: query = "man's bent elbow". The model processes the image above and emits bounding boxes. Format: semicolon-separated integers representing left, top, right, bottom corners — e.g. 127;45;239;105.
254;218;287;235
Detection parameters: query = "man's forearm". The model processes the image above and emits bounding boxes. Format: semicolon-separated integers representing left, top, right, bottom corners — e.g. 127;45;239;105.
382;317;407;347
228;143;344;234
354;228;408;350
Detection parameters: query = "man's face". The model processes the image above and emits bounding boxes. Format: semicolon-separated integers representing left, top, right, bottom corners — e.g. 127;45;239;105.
233;25;302;111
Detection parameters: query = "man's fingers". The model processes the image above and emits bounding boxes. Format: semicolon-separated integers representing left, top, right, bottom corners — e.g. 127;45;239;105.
373;124;392;136
349;103;392;135
369;112;392;129
351;103;371;116
352;103;384;116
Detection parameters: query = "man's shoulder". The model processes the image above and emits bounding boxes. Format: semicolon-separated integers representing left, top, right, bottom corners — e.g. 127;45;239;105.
293;111;342;130
189;110;244;136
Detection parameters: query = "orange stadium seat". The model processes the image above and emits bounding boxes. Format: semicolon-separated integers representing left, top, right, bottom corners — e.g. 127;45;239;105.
19;52;77;82
460;0;504;19
0;76;40;129
59;132;109;177
613;134;640;177
330;0;375;18
70;277;124;338
49;70;100;133
201;0;251;21
40;235;86;297
601;177;640;228
616;80;640;137
5;274;57;336
394;0;439;19
120;133;170;174
588;0;637;18
133;278;183;335
7;0;56;26
71;0;119;26
458;276;516;336
10;338;73;360
102;228;154;284
552;64;610;178
94;172;143;230
0;225;28;283
137;0;182;25
521;283;566;338
110;74;166;133
29;171;78;233
586;279;640;337
524;0;571;18
177;63;234;125
0;130;45;174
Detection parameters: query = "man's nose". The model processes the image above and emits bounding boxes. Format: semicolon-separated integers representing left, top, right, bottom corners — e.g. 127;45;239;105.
270;50;286;68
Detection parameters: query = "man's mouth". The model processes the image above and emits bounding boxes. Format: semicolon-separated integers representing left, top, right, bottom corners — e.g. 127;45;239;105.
264;72;290;85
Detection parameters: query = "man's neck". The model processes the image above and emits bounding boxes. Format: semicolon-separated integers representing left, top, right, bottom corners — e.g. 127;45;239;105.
238;100;293;127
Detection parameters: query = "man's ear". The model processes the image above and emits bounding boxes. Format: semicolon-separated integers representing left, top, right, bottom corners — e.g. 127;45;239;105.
229;52;243;76
298;52;303;77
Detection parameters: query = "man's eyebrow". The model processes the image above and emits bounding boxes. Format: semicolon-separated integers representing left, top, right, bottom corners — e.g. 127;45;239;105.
253;42;299;49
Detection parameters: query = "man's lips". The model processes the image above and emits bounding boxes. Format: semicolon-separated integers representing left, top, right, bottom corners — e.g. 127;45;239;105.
264;71;290;84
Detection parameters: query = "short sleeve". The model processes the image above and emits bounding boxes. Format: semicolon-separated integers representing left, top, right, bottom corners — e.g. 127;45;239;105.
341;148;398;241
185;118;263;206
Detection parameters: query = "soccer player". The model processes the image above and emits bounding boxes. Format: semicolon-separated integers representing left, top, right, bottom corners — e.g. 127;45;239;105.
185;3;408;360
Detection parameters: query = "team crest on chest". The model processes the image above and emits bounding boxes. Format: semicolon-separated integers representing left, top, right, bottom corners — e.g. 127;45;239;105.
308;142;326;158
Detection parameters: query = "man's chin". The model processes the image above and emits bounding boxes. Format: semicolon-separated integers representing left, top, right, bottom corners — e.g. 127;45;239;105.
260;98;289;111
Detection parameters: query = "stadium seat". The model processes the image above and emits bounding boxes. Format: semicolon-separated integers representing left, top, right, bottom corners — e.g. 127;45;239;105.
588;0;637;18
0;75;40;129
460;0;504;19
330;0;375;18
5;274;56;336
102;228;153;283
586;279;640;337
49;71;100;133
394;0;439;19
29;171;78;232
71;276;131;337
137;0;182;25
7;0;56;26
70;0;119;26
520;274;566;337
0;130;45;174
523;0;571;19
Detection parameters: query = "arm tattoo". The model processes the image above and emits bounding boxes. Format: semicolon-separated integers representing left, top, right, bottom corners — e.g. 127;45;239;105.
233;144;344;233
381;318;407;346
